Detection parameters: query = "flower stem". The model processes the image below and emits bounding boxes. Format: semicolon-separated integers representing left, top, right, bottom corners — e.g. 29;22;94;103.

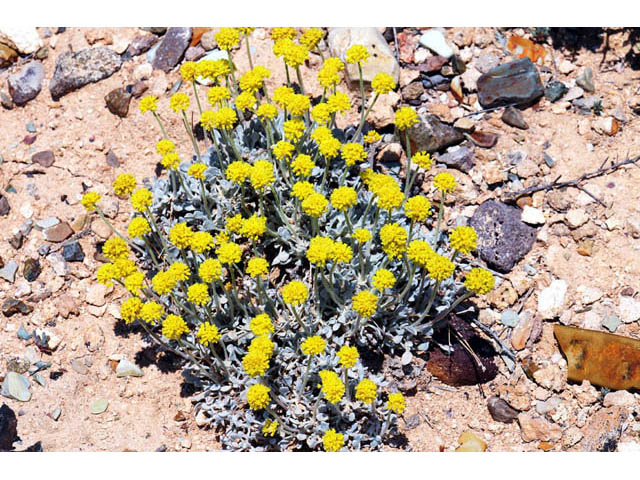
244;34;253;69
404;130;413;200
152;112;168;139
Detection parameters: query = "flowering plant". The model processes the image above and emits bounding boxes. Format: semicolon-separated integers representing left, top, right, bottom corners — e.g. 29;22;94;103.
86;28;495;451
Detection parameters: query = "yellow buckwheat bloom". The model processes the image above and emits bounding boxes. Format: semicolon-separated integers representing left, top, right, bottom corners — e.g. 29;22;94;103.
287;94;311;117
341;142;367;167
291;154;316;177
292;181;315;201
371;72;396;94
405;195;432;223
355;379;377;405
300;28;324;50
317;65;341;89
449;225;477;255
283;42;309;68
318;135;342;159
247;257;269;278
216;27;240;51
387;392;406;414
250;313;274;336
330;186;357;210
311;102;331;125
162;314;189;340
413;151;432;170
128;217;150;239
319;370;345;404
113;258;137;278
353;228;372;243
395;106;419;130
250;160;275;191
272;140;295;161
236;91;257;111
379;223;408;259
322;429;344;452
199;258;223;283
249;335;275;359
81;192;101;212
301;192;329;218
247;384;270;410
96;263;118;287
373;269;396;291
427;254;455;281
120;297;142;324
207;86;230;107
433;172;457;193
218;242;242;265
271;27;297;42
283;119;306;142
257;103;278;120
331;241;353;264
113;173;137;197
364;130;381;144
188;163;207;181
161;152;181;171
169;92;189;112
196;322;221;346
242;351;270;377
131;188;152;212
226;214;244;233
239;70;263;94
273;85;295;107
306;236;334;267
139;301;163;324
352;291;378;318
281;280;308;306
465;268;495;295
103;237;129;261
327;91;350;114
152;270;177;295
179;61;197;82
337;345;359;369
187;283;210;306
138;95;157;114
262;419;278;437
213;107;237;130
301;336;326;356
345;44;369;64
169;222;194;250
226;161;252;184
407;240;436;269
242;214;267;241
376;184;404;212
168;262;190;282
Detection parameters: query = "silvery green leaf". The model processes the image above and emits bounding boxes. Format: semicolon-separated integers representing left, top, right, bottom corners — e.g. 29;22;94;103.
401;350;413;366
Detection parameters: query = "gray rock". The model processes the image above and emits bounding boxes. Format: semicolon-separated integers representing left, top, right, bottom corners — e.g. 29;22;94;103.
185;45;205;62
200;30;217;51
501;310;519;327
0;195;9;216
436;145;475;173
1;372;31;402
35;217;59;230
125;34;158;58
22;257;41;282
474;53;500;74
487;396;519;423
469;200;537;273
49;47;123;100
141;27;167;35
62;241;84;262
572;96;599;114
0;91;14;110
2;298;33;317
71;359;88;375
501;106;529;129
32;150;54;168
116;359;144;378
51;407;61;421
408;114;464;153
576;67;595;93
152;27;192;72
477;58;544;109
0;261;19;283
0;403;18;451
105;87;131;117
602;314;621;333
90;398;109;415
8;61;44;106
328;28;400;84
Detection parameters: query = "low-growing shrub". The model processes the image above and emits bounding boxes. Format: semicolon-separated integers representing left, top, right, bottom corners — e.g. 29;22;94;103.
85;27;495;451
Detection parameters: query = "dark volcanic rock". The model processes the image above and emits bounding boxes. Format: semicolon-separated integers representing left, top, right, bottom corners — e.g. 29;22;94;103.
125;34;158;58
544;81;568;103
62;241;85;262
436;146;475;173
408;114;464;153
22;258;41;282
32;150;55;168
501;106;529;129
0;404;18;451
49;47;123;100
0;194;9;216
469;200;537;273
8;61;45;106
2;298;33;317
152;27;192;72
477;58;543;109
105;87;132;117
487;396;519;424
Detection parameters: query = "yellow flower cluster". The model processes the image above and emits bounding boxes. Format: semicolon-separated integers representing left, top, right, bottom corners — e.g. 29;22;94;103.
345;44;369;64
291;154;315;177
465;268;495;295
371;72;396;95
218;241;242;265
306;236;335;267
395;106;419;130
318;370;345;403
273;140;295;161
355;379;377;405
387;392;406;414
449;225;477;255
352;291;378;318
199;258;223;283
433;172;457;193
330;186;357;210
372;268;396;291
131;188;153;212
407;240;436;269
196;322;221;346
140;301;163;324
301;192;329;218
188;163;207;181
113;173;137;197
169;222;194;250
226;161;252;184
337;345;359;369
249;313;274;336
413;151;432;170
247;384;270;410
169;92;190;113
216;27;240;51
81;192;101;212
283;119;306;142
352;228;372;243
341;142;367;167
187;283;210;306
103;237;129;261
120;297;142;324
246;257;269;278
379;223;407;259
162;314;189;340
301;336;326;356
242;214;267;241
207;86;231;107
281;280;308;306
250;160;275;191
405;195;432;223
322;429;344;452
138;95;157;114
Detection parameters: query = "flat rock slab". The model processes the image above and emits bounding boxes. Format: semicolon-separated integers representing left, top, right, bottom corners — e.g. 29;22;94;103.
477;57;544;109
152;27;192;72
469;200;537;273
49;47;122;100
408;114;464;153
8;61;44;106
43;221;73;242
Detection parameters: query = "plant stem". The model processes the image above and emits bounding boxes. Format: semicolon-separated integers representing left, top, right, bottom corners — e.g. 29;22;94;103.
152;112;168;139
245;34;253;69
404;130;413;200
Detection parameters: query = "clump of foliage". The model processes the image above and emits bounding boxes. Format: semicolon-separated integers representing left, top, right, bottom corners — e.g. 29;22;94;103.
84;27;495;451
